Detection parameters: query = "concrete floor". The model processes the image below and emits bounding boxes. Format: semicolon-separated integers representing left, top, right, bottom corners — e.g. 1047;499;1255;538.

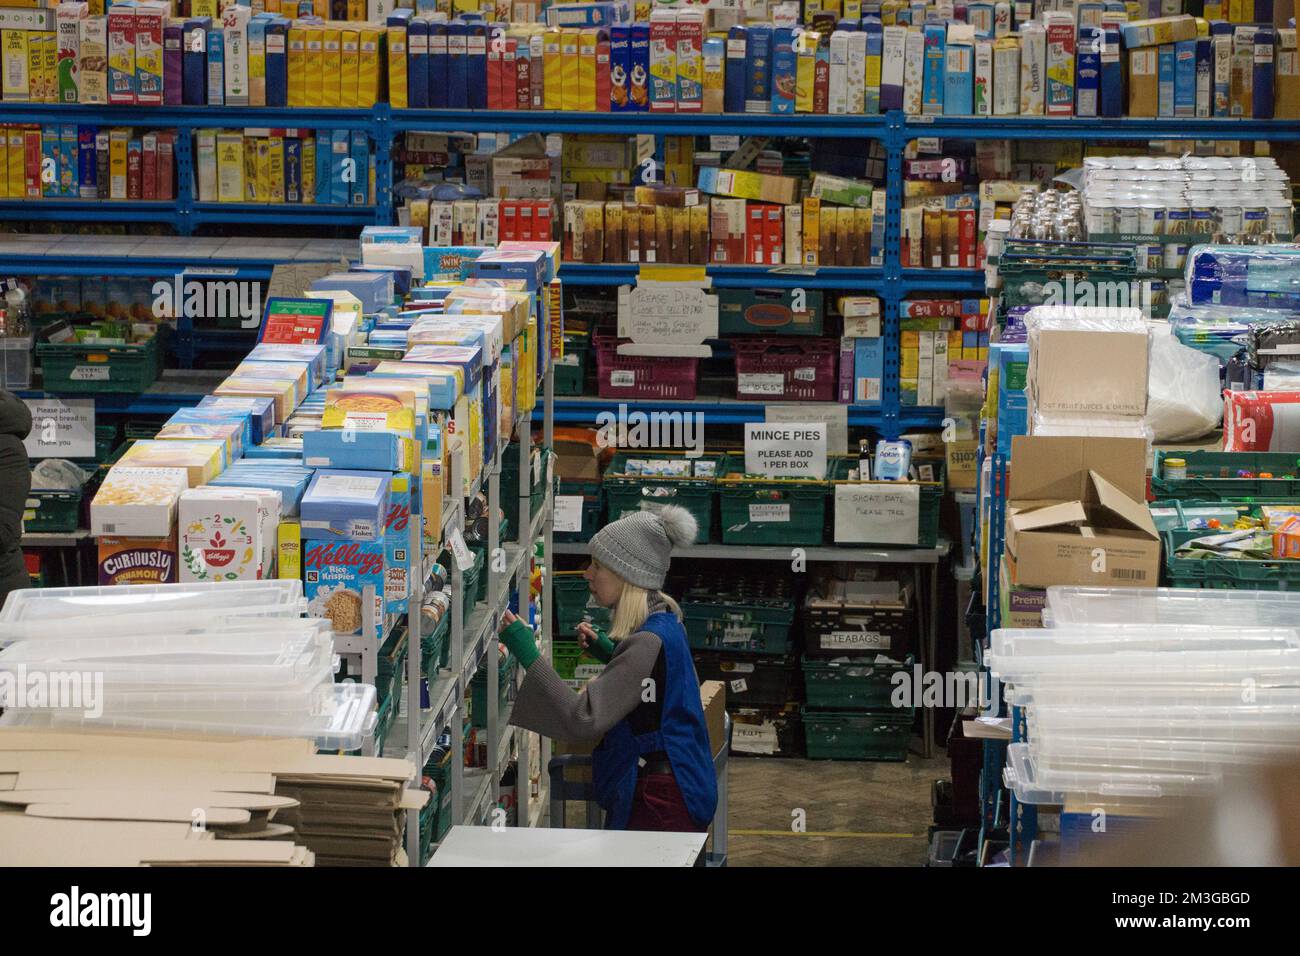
723;753;949;867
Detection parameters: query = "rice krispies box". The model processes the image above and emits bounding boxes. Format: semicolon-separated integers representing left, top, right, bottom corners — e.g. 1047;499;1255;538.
303;539;386;637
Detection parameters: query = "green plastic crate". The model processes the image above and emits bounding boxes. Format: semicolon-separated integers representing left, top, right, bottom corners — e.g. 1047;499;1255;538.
553;340;588;396
682;597;795;655
502;443;552;539
803;708;914;761
802;655;914;710
1157;501;1300;590
24;489;82;533
1148;499;1256;533
603;451;719;544
827;456;944;548
553;570;612;634
37;336;162;394
555;476;602;543
1152;450;1300;502
552;639;605;685
716;453;827;546
471;653;516;729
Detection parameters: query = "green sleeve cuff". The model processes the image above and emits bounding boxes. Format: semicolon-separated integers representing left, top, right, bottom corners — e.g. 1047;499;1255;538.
586;627;616;664
500;618;541;669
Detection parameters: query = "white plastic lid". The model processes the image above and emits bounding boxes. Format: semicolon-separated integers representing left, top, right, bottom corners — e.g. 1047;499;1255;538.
0;581;305;624
1045;587;1300;629
991;625;1300;658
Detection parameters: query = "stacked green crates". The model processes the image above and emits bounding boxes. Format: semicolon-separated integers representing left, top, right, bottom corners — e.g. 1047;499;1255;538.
470;654;517;729
827;456;945;548
36;335;163;394
715;453;828;546
553;570;611;635
803;709;914;761
24;489;82;533
1152;450;1300;501
553;330;590;396
603;451;720;544
553;639;606;689
501;443;552;539
802;655;913;709
680;572;795;654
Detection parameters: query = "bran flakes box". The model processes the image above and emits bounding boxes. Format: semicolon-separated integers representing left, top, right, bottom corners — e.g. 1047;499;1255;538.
98;534;178;586
303;539;386;637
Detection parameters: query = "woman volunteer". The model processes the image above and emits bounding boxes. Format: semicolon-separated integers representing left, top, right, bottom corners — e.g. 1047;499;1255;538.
498;505;717;833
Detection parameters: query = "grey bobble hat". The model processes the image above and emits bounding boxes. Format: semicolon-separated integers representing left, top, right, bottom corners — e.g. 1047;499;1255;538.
588;505;698;590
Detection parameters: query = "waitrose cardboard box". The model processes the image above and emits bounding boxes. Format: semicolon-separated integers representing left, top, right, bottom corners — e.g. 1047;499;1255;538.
1003;435;1159;590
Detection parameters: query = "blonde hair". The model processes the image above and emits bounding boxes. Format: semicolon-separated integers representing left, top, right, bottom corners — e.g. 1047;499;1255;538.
592;562;682;639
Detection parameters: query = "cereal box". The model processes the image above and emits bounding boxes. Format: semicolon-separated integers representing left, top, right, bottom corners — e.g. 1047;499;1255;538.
384;472;413;613
300;469;390;542
178;487;263;582
303;538;385;636
90;466;188;538
98;534;178;586
117;440;226;487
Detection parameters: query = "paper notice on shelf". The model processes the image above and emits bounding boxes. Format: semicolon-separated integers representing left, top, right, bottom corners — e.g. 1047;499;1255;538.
23;398;95;459
710;135;741;152
732;721;779;755
744;422;827;478
617;282;718;345
448;526;474;572
834;483;921;545
766;403;848;454
553;495;584;534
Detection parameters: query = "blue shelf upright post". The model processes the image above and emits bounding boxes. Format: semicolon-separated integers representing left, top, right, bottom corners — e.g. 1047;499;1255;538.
881;109;909;441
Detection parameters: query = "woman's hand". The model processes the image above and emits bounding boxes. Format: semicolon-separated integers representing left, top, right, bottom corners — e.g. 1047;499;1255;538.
500;609;518;630
575;621;598;650
576;621;616;664
496;609;540;669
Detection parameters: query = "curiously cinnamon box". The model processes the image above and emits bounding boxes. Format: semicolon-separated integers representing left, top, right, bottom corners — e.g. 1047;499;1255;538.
98;534;178;586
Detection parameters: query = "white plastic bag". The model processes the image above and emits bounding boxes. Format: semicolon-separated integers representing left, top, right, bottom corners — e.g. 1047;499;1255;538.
1144;326;1223;442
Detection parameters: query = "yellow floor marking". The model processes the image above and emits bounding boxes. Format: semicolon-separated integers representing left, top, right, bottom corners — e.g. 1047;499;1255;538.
731;829;919;839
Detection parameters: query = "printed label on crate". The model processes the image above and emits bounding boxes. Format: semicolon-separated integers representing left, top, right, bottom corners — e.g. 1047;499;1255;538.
834;483;920;545
792;366;816;382
744;422;827;478
738;372;786;395
22;398;94;459
722;624;756;644
825;629;887;650
554;495;584;534
749;503;791;523
729;678;749;694
71;366;111;382
710;135;741;151
575;664;605;680
733;722;778;755
609;370;636;387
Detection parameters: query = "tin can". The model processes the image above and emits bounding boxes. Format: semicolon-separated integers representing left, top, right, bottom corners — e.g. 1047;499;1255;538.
1165;204;1190;236
1218;205;1243;235
1242;206;1268;236
1085;201;1116;234
1138;203;1165;236
1116;204;1140;233
1190;206;1215;235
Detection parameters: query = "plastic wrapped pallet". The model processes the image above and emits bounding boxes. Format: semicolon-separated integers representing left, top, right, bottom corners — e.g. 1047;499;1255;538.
1186;244;1300;312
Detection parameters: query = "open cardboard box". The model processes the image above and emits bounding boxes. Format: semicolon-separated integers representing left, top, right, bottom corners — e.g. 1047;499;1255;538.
1004;436;1160;590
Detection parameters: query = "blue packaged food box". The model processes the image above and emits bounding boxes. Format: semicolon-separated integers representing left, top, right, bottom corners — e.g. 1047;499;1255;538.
303;537;386;636
300;469;391;542
424;245;490;281
469;249;546;290
199;394;277;442
245;342;330;390
302;429;416;473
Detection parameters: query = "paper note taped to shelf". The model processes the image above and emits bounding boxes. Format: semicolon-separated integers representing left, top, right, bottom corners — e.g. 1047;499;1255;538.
447;526;474;572
617;282;718;345
744;422;827;478
766;403;848;454
553;495;584;534
834;483;920;545
22;398;94;459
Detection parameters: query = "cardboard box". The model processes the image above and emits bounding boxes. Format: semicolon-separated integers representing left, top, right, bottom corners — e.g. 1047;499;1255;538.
98;534;178;586
1004;435;1160;590
718;288;823;335
1029;320;1149;417
1129;46;1159;115
90;466;189;538
697;165;798;205
999;555;1046;627
946;439;980;490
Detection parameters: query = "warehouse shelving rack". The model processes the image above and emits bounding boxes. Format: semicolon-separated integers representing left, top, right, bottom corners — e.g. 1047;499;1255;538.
8;106;1300;434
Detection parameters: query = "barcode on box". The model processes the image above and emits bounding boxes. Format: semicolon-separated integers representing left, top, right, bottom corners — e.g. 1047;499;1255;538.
610;370;636;387
1111;568;1147;580
101;523;115;533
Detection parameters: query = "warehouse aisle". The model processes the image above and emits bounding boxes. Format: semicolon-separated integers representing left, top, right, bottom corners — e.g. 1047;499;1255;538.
726;755;947;867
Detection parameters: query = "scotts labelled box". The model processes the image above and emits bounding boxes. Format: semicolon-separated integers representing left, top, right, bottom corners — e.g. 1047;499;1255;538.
717;288;824;336
1004;435;1160;590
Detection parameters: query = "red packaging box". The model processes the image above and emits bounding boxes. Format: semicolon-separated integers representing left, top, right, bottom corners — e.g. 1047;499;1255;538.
157;132;174;200
595;29;611;112
902;298;963;318
501;199;518;241
534;200;555;241
514;39;531;110
23;129;42;199
126;139;142;200
487;39;503;109
142;134;157;200
959;209;977;269
747;204;766;265
765;203;783;266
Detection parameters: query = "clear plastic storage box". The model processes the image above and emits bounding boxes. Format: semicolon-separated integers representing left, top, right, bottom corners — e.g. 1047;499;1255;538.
1043;587;1300;629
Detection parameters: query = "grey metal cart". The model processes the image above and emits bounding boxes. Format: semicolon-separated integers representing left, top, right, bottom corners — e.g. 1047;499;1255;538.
548;712;731;867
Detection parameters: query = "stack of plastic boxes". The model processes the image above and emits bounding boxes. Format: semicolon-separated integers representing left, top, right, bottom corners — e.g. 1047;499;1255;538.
0;581;375;751
990;586;1300;862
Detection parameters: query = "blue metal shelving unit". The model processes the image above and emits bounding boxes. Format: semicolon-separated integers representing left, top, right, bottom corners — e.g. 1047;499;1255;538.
4;106;1295;434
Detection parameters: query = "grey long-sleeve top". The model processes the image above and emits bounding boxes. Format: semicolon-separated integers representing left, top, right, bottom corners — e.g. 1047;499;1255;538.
509;598;669;744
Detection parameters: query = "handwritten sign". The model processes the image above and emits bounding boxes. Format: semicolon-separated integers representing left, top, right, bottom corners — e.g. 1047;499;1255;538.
744;423;827;478
834;483;921;545
23;398;95;459
617;282;718;345
766;403;848;455
553;496;584;534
